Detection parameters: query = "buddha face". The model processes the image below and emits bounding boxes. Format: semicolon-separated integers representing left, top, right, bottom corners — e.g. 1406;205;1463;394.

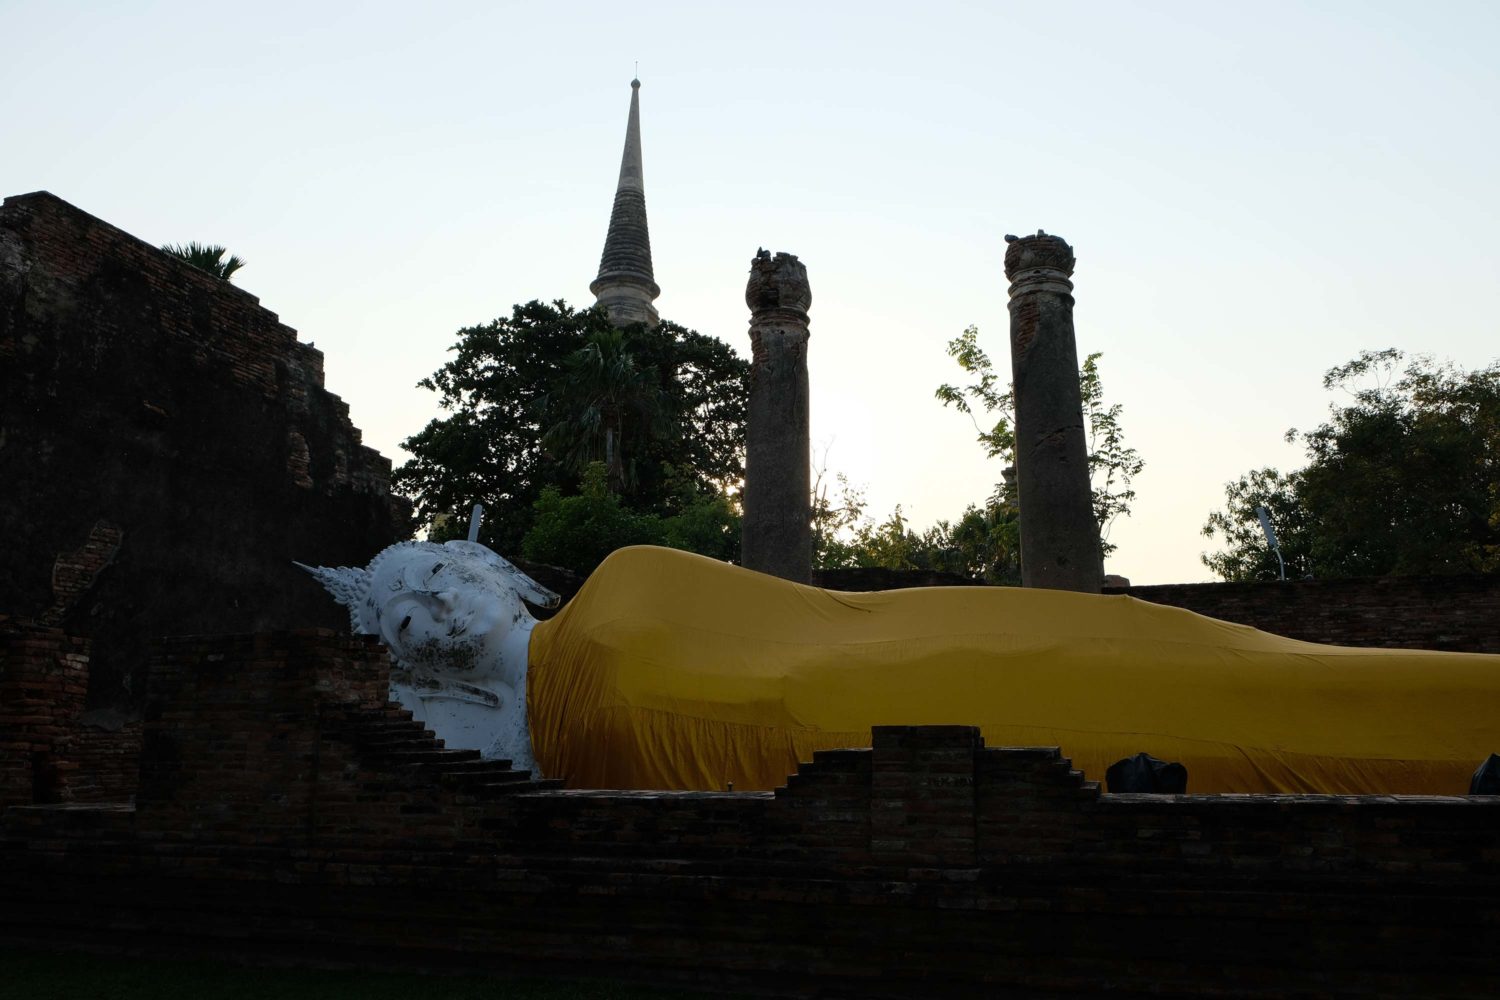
364;541;558;679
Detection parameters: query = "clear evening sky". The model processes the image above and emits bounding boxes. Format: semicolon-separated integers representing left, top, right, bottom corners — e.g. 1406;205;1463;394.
5;1;1497;583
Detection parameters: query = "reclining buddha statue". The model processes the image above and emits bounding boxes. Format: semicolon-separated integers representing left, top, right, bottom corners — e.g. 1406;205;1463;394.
302;541;1500;795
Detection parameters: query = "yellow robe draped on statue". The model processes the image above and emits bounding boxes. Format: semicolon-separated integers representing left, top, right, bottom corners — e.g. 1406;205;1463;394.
527;546;1499;794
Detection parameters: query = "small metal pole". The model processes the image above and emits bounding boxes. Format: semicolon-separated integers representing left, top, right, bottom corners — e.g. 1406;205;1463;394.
1256;506;1286;581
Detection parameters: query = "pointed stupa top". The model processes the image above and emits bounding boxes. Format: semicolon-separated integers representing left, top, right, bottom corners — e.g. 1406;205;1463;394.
590;78;661;327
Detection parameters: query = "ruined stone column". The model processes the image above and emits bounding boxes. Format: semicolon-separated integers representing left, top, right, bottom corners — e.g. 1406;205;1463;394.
1004;231;1102;593
741;250;812;584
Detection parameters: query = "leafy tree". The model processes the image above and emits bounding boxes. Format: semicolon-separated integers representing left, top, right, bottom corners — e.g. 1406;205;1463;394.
928;502;1022;583
541;328;667;493
1202;349;1500;581
811;468;870;570
934;326;1143;560
521;464;664;572
811;467;1020;583
160;242;246;281
394;300;747;557
521;463;741;575
1200;468;1313;582
657;483;741;564
1079;352;1144;550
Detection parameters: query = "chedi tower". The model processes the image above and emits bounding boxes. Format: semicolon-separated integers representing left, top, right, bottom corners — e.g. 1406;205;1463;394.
590;79;661;327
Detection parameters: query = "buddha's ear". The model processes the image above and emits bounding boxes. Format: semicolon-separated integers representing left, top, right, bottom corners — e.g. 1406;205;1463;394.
451;541;561;609
499;560;561;609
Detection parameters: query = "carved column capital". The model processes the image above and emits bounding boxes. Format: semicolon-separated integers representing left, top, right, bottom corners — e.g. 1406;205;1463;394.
746;249;812;319
1004;231;1075;298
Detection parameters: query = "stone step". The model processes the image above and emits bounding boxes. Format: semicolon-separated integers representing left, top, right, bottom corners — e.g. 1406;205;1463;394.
357;732;441;749
342;706;413;722
375;748;482;765
812;748;871;766
439;770;531;790
429;759;516;775
478;776;567;795
332;732;429;748
359;741;442;759
342;718;430;735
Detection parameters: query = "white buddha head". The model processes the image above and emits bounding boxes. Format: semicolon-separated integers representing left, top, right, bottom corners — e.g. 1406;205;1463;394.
299;540;560;686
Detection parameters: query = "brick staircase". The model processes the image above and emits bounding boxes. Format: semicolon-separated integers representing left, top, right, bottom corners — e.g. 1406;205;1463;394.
774;746;871;798
329;704;564;797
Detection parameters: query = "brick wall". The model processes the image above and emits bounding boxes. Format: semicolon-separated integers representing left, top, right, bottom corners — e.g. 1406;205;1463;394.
813;567;1500;653
0;619;143;805
0;619;88;808
1109;573;1500;653
136;631;389;834
0;191;410;707
3;629;1498;996
59;720;142;803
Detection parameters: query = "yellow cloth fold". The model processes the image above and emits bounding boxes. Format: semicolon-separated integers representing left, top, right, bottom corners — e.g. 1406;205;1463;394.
528;546;1499;794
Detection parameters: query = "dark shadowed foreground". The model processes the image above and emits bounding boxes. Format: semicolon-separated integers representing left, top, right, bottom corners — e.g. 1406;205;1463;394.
0;948;714;1000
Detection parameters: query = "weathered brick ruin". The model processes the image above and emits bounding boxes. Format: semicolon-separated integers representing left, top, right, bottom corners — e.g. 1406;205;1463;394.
3;189;1499;994
2;631;1496;997
0;191;407;711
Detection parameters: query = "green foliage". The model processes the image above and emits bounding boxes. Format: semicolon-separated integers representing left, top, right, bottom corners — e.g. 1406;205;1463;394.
811;470;1020;583
658;483;741;564
933;326;1014;462
160;241;246;281
1202;350;1500;581
1081;352;1145;548
932;502;1023;583
521;463;741;574
394;301;747;557
934;326;1143;561
1200;468;1313;582
541;327;667;493
521;464;665;572
811;470;869;570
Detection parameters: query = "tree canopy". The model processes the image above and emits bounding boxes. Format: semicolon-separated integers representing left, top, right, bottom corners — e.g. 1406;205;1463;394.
1202;349;1500;581
521;462;740;572
394;301;748;564
160;242;246;281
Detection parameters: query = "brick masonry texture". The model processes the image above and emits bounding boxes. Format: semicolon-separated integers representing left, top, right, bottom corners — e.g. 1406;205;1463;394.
3;630;1497;997
0;619;88;808
0;192;409;708
1107;573;1500;653
0;618;143;807
812;568;1500;654
58;718;141;803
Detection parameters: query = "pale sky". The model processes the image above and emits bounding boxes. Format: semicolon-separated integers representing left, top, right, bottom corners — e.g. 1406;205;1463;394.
5;1;1498;583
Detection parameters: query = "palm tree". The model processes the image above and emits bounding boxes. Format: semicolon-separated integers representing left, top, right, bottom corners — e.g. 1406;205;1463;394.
542;329;666;493
160;242;246;282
